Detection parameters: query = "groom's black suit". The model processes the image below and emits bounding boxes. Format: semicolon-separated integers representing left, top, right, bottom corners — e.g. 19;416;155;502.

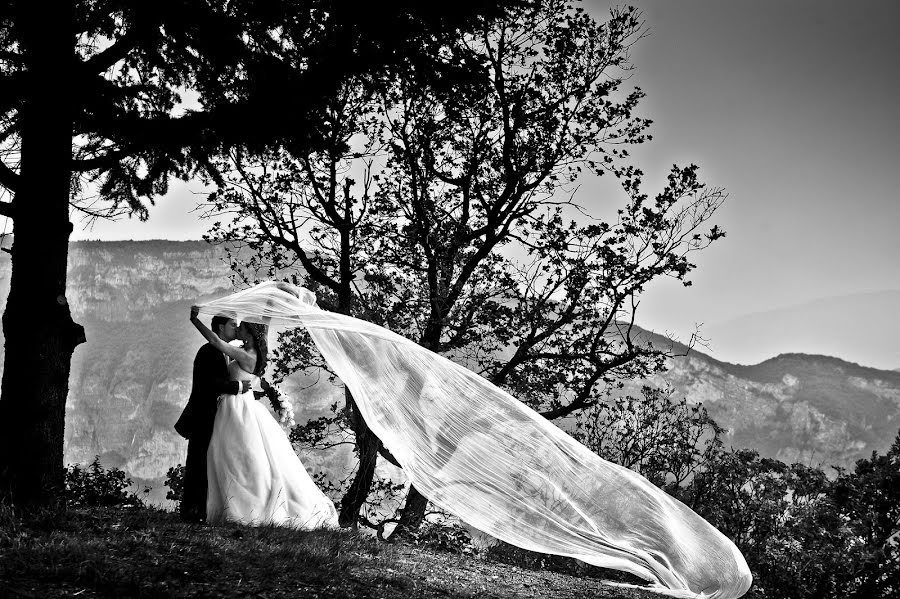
175;343;241;522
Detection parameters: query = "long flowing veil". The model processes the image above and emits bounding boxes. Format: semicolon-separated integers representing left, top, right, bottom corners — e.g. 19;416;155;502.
195;281;752;599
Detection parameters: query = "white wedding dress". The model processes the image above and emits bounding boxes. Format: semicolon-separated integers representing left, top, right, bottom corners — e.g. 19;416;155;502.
206;360;339;528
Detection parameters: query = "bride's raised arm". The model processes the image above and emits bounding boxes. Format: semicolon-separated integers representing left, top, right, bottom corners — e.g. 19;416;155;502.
190;307;257;374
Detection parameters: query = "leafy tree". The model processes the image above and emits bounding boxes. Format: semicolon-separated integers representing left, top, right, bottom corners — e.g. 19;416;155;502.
0;0;508;507
208;0;727;536
363;0;725;535
828;438;900;598
574;386;724;493
758;486;852;599
686;448;801;574
680;433;900;599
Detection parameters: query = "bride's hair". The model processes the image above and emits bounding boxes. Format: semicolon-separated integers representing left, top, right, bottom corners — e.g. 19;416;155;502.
242;322;268;375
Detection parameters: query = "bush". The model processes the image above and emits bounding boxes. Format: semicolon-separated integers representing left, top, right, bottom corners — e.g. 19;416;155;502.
64;456;143;508
577;388;900;598
406;521;474;554
682;439;900;599
164;464;185;504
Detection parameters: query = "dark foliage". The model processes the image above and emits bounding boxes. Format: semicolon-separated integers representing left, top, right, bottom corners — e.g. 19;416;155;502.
403;521;474;555
164;464;185;504
64;456;144;508
571;385;900;598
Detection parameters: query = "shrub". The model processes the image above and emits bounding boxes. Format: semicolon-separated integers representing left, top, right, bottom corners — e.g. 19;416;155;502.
64;456;143;508
164;464;185;504
407;521;474;554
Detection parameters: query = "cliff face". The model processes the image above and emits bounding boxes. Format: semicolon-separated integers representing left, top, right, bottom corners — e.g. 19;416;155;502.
0;240;897;505
628;330;900;469
63;242;234;495
0;241;239;503
65;240;236;321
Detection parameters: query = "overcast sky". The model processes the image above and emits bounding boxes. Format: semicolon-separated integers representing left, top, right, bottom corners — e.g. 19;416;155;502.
65;0;900;364
581;0;900;353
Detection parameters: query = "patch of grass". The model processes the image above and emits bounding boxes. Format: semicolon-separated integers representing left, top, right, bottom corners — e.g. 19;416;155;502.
0;504;375;598
483;541;650;587
0;504;656;598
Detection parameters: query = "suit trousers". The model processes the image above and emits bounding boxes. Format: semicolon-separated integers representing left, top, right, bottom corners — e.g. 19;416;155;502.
181;428;213;522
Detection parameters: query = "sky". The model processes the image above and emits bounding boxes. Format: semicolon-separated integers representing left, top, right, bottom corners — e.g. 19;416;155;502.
63;0;900;366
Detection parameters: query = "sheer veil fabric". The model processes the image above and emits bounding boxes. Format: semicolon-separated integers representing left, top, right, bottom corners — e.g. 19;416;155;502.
195;282;752;599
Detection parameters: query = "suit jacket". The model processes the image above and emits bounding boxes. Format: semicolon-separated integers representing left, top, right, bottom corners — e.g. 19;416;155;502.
174;343;240;440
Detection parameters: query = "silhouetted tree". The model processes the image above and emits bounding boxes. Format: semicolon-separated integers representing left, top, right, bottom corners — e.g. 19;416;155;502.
0;0;508;506
207;0;728;535
373;0;724;536
678;430;900;599
574;386;724;493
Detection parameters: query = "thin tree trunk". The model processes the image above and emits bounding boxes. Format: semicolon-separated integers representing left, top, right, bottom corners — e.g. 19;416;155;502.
393;484;429;538
391;322;443;537
338;388;384;527
0;4;85;506
330;264;392;528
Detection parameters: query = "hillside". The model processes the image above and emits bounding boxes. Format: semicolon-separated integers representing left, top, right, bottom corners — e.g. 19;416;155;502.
0;505;651;599
0;240;897;501
629;328;900;468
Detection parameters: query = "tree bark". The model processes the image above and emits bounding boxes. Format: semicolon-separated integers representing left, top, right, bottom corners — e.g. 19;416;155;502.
391;325;443;537
0;4;85;506
338;389;384;527
392;484;429;539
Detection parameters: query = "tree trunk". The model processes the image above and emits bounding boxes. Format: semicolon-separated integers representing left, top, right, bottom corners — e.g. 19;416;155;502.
338;389;384;527
392;484;429;539
0;4;84;507
391;324;443;538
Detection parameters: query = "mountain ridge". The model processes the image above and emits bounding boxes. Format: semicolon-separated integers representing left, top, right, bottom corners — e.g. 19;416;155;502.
629;326;900;468
0;240;896;501
634;323;900;375
700;289;900;370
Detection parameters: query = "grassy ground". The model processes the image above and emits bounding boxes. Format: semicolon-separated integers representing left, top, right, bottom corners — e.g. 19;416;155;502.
0;504;660;598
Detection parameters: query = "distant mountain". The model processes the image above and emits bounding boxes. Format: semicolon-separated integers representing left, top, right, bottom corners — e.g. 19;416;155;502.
0;241;235;502
627;327;900;469
0;240;897;504
702;290;900;371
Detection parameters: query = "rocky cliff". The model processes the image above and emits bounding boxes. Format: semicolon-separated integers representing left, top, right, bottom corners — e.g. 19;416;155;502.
0;240;897;505
628;330;900;468
0;241;239;503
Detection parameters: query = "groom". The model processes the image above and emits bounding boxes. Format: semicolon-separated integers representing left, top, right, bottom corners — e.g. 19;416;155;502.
174;313;251;523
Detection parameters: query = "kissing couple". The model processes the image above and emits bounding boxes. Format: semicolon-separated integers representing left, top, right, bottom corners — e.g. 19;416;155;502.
173;306;338;528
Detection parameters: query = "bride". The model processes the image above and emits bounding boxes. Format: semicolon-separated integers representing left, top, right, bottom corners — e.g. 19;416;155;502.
189;306;338;528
